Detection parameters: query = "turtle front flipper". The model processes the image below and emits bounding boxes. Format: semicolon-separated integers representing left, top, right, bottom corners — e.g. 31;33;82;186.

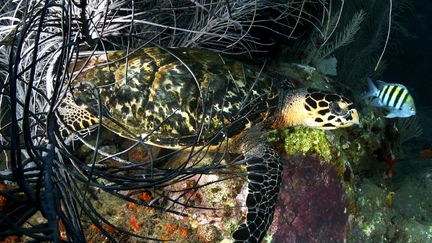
233;143;282;243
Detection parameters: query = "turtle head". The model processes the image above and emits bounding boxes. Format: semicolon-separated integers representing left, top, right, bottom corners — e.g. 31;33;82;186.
307;91;359;130
274;88;359;130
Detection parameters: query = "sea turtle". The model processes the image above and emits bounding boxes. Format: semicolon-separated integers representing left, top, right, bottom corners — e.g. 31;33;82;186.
58;47;359;242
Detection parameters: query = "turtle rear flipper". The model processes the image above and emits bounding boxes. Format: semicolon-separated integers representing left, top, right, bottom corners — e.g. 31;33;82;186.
233;143;282;243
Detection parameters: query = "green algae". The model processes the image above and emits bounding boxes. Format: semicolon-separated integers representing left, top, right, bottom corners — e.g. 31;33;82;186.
278;126;334;162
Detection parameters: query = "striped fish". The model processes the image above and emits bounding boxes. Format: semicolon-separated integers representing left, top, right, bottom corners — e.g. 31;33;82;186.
365;78;416;118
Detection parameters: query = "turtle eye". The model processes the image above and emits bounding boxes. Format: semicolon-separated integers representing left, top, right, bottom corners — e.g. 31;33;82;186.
330;101;344;116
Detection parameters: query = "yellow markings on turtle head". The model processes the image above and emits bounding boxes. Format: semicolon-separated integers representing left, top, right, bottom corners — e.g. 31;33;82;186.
273;89;359;130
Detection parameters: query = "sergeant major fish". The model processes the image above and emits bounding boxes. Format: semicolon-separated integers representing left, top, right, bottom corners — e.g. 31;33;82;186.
364;78;416;118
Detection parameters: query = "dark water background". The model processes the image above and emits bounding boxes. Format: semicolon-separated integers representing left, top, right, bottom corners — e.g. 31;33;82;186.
382;0;432;144
383;0;432;111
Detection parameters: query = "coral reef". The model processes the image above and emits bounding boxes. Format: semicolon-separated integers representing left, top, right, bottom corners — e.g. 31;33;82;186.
1;0;428;242
347;145;432;242
164;172;245;240
271;153;350;242
350;180;393;242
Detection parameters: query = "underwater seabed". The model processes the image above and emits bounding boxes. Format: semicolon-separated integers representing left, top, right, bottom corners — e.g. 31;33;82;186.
351;158;432;242
37;120;432;243
5;0;429;241
7;66;427;243
349;108;432;243
5;64;429;243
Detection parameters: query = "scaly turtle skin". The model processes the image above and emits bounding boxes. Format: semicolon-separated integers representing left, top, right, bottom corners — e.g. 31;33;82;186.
58;47;359;242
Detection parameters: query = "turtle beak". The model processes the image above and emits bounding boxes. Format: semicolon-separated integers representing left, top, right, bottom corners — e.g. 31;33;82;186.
348;109;360;125
338;108;360;128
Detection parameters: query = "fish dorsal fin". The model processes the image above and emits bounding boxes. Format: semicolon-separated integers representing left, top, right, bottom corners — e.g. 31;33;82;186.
378;80;409;90
393;83;408;90
376;80;389;89
364;78;379;99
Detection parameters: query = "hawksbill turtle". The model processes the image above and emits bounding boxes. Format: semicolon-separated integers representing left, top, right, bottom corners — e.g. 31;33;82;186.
58;47;359;242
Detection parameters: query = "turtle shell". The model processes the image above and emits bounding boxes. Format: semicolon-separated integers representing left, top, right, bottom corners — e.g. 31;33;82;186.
70;47;284;148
